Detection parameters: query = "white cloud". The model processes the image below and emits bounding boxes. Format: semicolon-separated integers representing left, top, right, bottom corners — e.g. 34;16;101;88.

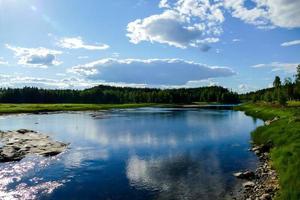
0;74;97;89
238;83;257;93
68;58;235;86
252;62;299;73
165;78;219;88
127;0;300;49
281;40;300;47
224;0;300;29
6;45;62;68
57;37;109;50
159;0;170;8
127;0;224;49
0;57;8;65
0;74;148;89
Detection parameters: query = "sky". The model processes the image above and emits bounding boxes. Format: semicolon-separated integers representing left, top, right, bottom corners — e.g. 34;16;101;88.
0;0;299;93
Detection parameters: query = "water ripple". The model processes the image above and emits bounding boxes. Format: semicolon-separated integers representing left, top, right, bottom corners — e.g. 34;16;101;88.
0;156;65;200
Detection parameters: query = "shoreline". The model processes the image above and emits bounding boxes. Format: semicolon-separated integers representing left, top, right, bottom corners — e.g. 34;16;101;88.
0;103;238;115
233;143;279;200
235;102;300;200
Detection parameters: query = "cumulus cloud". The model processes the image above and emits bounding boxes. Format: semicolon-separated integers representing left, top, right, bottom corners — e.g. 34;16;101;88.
57;37;109;50
252;62;299;73
281;40;300;47
127;0;224;49
224;0;300;29
68;58;235;86
6;45;62;68
127;0;300;49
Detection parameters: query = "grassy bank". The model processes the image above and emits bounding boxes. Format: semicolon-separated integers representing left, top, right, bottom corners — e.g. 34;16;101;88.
0;103;158;114
236;102;300;200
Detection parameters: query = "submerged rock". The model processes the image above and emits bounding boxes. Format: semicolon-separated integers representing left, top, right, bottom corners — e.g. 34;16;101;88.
0;129;68;162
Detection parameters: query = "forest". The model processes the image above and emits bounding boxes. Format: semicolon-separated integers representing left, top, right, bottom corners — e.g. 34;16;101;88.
0;85;239;104
1;64;299;105
240;64;300;105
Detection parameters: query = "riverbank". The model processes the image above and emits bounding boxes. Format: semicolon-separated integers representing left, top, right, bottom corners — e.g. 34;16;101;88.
0;103;234;115
0;103;159;114
235;102;300;200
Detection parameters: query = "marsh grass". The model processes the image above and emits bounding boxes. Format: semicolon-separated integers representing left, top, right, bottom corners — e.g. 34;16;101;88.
0;103;156;114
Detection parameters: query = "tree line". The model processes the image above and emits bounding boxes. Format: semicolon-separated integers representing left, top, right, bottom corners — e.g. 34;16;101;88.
0;85;239;104
240;64;300;105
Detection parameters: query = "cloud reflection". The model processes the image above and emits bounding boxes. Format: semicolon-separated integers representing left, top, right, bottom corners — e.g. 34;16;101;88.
126;152;236;200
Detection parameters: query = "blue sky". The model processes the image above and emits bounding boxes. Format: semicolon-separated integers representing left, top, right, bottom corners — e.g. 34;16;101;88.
0;0;299;92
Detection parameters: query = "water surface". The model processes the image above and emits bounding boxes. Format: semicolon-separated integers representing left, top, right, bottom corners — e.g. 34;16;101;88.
0;108;262;200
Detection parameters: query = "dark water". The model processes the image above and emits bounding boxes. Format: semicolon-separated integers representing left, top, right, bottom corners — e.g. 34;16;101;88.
0;108;262;200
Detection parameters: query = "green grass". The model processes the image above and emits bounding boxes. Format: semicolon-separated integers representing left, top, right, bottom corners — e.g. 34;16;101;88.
288;100;300;107
0;103;158;114
236;102;300;200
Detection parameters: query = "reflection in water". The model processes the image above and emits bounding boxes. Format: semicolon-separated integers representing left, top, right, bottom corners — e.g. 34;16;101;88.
0;156;64;200
126;147;250;200
127;153;228;200
0;108;263;200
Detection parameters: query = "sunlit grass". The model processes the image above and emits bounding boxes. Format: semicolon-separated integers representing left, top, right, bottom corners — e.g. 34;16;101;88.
236;102;300;200
0;103;157;114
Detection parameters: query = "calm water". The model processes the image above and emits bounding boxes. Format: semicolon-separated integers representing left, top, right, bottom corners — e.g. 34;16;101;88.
0;108;262;200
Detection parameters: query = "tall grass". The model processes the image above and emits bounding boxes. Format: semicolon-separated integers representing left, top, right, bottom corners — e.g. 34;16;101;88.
236;102;300;200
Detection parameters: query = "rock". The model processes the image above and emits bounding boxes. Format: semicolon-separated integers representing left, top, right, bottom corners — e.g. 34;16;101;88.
265;120;272;126
233;171;255;180
264;117;279;126
235;141;279;200
251;146;260;151
0;129;68;162
243;181;255;188
16;129;33;134
254;150;261;155
260;193;271;200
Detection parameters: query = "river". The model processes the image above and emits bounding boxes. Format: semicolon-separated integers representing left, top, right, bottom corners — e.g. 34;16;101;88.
0;107;262;200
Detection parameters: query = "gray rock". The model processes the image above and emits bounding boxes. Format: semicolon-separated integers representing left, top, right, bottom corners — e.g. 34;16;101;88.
243;181;255;188
0;129;68;162
260;193;271;200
